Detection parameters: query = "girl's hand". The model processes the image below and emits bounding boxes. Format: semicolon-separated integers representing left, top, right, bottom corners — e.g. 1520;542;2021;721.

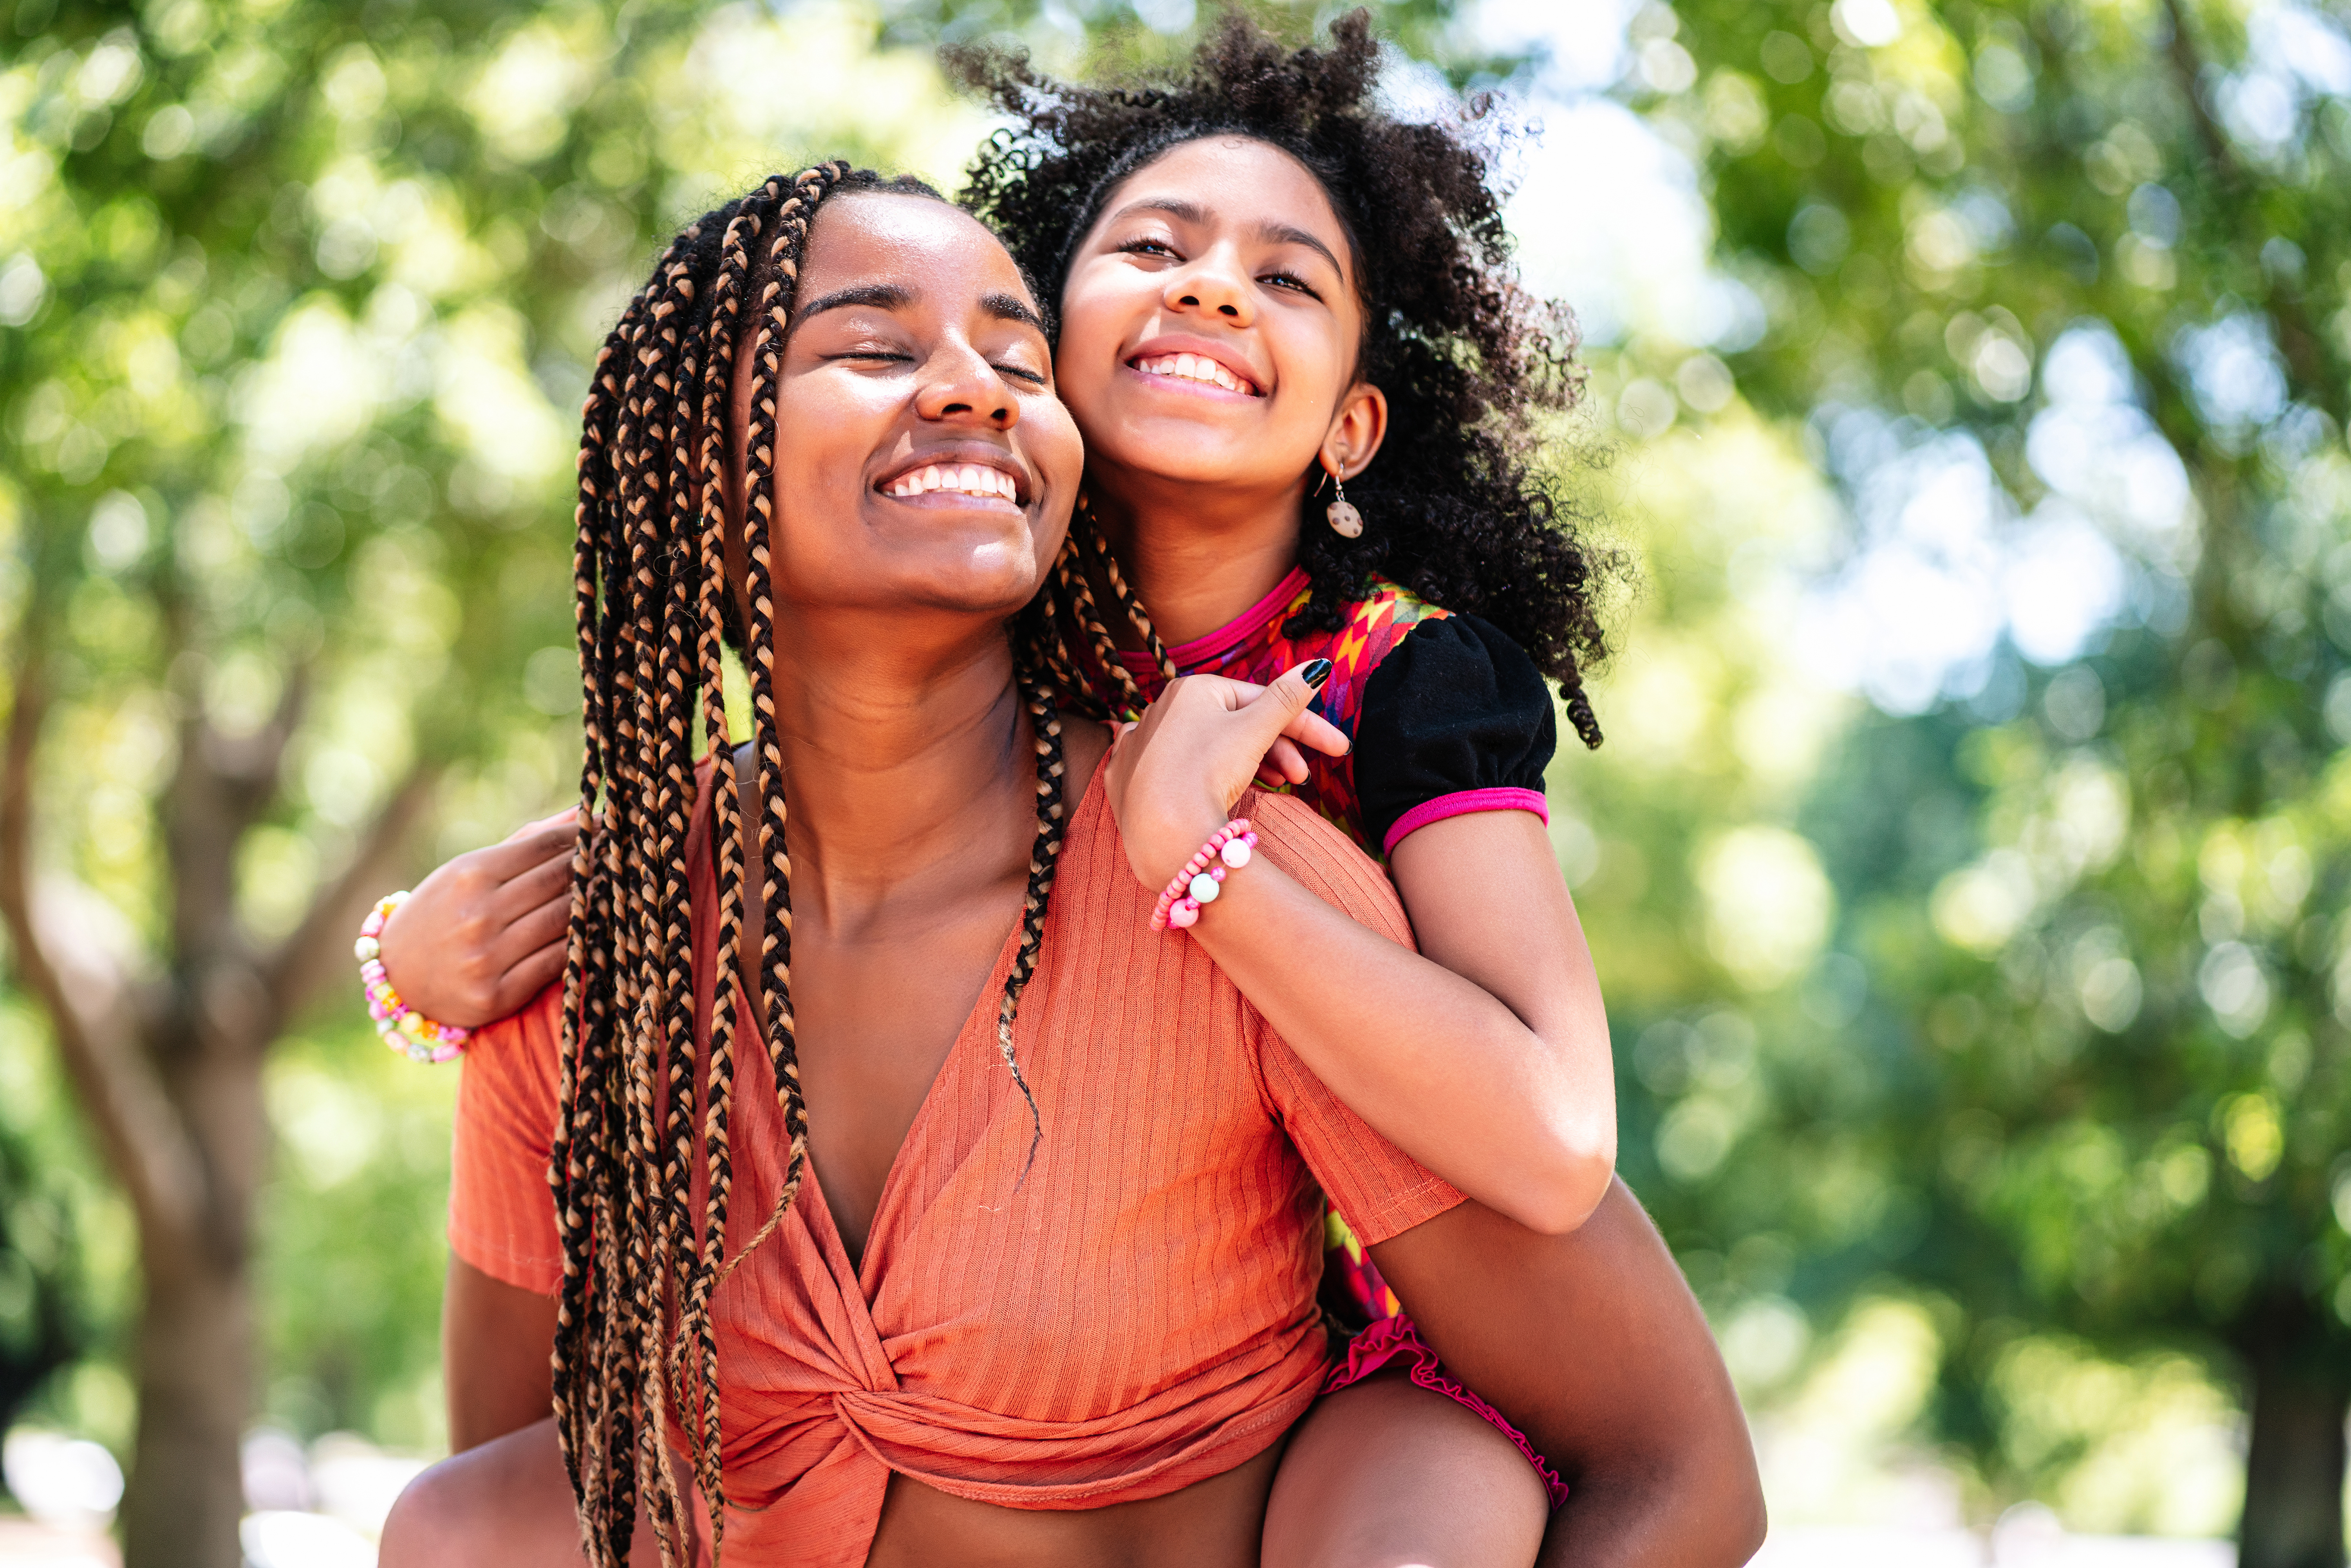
376;810;577;1028
1102;661;1348;889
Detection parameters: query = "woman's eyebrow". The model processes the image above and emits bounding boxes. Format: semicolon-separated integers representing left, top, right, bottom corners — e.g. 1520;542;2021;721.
983;291;1048;334
797;282;914;320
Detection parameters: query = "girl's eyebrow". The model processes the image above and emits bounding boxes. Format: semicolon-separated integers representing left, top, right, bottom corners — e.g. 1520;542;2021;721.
1106;196;1343;279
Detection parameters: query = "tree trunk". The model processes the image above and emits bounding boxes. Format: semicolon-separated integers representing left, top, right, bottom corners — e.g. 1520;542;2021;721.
119;1234;253;1568
2239;1289;2351;1568
117;1008;269;1568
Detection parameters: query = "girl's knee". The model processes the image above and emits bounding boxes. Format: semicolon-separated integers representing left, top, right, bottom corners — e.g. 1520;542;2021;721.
1265;1372;1549;1568
380;1457;484;1568
378;1419;580;1568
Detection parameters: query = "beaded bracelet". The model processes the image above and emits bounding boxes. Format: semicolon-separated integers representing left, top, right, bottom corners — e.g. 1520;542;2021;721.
1149;819;1259;932
356;891;472;1064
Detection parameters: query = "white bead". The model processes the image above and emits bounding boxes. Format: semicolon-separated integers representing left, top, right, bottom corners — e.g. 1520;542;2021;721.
354;936;379;961
1189;872;1220;904
1220;837;1252;869
1168;901;1200;929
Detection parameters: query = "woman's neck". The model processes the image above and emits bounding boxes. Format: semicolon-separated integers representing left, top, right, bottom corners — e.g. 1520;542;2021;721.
759;605;1036;934
1084;467;1305;649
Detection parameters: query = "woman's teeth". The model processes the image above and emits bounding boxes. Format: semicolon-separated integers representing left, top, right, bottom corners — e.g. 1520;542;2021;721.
887;464;1020;501
1136;353;1252;394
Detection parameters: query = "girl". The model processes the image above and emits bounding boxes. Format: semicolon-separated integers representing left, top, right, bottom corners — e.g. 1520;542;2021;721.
383;167;1757;1567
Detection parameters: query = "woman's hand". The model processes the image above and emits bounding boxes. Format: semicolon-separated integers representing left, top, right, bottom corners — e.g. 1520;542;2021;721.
376;811;577;1028
1101;661;1348;890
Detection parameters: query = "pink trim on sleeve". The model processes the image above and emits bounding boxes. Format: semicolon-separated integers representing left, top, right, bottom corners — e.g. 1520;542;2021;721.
1380;787;1549;857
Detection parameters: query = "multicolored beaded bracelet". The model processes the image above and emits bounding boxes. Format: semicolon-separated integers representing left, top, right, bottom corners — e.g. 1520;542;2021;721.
356;891;472;1064
1149;819;1258;932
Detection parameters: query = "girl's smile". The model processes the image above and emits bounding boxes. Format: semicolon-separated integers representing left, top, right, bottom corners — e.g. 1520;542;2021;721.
1125;335;1266;398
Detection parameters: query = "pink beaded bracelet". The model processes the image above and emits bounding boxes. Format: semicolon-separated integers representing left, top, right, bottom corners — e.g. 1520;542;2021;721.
1149;819;1259;932
356;891;472;1064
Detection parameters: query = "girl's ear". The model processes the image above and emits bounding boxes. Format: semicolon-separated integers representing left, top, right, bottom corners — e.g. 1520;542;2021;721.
1321;381;1390;481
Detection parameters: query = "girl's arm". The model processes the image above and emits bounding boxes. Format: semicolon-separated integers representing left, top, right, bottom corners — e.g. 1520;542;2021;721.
1106;664;1614;1235
376;812;576;1028
1370;1182;1768;1568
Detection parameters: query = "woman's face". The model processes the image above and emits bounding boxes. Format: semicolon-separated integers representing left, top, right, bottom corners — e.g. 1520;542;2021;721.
1053;136;1381;499
741;193;1082;620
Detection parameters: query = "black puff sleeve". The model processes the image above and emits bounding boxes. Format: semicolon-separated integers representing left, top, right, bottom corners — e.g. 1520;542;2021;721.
1353;614;1557;856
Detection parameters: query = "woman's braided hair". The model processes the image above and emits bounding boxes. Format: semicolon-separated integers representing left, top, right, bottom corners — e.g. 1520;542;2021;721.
954;7;1621;746
553;162;1072;1565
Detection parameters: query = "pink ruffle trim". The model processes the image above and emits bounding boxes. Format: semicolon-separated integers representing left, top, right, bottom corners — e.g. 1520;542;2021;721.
1321;1314;1569;1509
1380;787;1549;857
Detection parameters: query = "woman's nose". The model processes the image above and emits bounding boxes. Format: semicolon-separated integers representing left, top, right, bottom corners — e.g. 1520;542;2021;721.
915;345;1017;427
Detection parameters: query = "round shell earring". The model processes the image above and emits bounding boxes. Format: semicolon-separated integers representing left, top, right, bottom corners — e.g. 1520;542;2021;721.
1325;471;1363;539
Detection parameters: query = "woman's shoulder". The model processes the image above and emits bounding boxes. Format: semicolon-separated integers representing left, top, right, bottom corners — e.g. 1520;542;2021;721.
1239;788;1413;950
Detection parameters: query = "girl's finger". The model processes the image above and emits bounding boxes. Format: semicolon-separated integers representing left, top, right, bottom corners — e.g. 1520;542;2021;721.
491;890;574;968
497;938;571;1017
477;812;582;879
1278;705;1350;759
494;847;577;918
1262;736;1310;784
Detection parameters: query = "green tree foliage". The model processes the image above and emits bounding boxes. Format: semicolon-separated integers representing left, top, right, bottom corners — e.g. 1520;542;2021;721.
1590;0;2351;1557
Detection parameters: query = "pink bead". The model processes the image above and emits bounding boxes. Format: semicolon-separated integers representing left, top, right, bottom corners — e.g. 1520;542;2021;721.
1168;900;1200;929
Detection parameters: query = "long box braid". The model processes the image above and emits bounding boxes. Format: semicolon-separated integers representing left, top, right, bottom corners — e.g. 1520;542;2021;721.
550;163;1077;1567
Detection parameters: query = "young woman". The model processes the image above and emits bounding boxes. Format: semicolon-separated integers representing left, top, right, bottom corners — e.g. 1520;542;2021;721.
381;167;1756;1567
377;10;1654;1544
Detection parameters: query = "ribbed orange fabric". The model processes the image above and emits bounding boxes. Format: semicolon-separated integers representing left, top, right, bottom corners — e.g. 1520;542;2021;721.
448;751;1463;1563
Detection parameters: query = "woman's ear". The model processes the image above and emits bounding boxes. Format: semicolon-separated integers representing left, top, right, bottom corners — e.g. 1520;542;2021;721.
1323;381;1390;480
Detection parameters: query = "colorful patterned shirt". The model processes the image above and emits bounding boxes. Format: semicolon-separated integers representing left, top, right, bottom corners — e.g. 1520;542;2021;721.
1080;567;1561;1324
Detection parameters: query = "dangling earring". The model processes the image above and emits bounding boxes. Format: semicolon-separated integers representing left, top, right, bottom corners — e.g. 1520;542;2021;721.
1324;465;1363;539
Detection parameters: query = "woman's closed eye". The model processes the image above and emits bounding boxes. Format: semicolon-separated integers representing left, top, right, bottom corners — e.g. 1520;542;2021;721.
830;346;1045;385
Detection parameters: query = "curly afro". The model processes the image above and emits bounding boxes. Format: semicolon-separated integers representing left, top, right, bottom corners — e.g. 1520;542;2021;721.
949;7;1619;746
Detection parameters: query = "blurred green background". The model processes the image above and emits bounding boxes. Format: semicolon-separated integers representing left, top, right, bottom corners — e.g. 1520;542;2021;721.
2;0;2348;1563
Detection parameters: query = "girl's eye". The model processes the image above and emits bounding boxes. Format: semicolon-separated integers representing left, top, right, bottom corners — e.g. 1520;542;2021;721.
1119;238;1178;259
834;348;913;364
1263;271;1320;298
995;362;1048;386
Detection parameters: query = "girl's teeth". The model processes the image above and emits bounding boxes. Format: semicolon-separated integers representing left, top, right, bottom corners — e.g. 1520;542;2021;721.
1140;353;1247;392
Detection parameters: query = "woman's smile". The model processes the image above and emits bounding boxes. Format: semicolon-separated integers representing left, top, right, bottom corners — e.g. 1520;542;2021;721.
877;445;1032;510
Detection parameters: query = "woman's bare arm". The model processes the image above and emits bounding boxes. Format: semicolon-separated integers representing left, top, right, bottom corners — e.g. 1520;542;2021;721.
442;1256;559;1452
1370;1182;1768;1568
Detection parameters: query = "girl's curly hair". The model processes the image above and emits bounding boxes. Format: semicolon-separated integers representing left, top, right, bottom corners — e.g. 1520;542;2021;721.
950;7;1619;746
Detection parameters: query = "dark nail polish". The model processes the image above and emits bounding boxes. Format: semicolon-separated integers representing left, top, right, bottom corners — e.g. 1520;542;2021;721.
1302;659;1333;688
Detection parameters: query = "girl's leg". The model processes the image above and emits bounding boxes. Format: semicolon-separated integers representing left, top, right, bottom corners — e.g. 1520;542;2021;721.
1262;1369;1549;1568
380;1416;708;1568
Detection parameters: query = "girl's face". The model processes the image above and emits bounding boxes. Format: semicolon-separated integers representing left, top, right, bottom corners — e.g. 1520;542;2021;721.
736;193;1083;621
1054;136;1386;500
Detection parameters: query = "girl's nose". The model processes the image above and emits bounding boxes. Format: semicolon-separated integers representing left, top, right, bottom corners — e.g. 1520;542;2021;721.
1166;249;1254;325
